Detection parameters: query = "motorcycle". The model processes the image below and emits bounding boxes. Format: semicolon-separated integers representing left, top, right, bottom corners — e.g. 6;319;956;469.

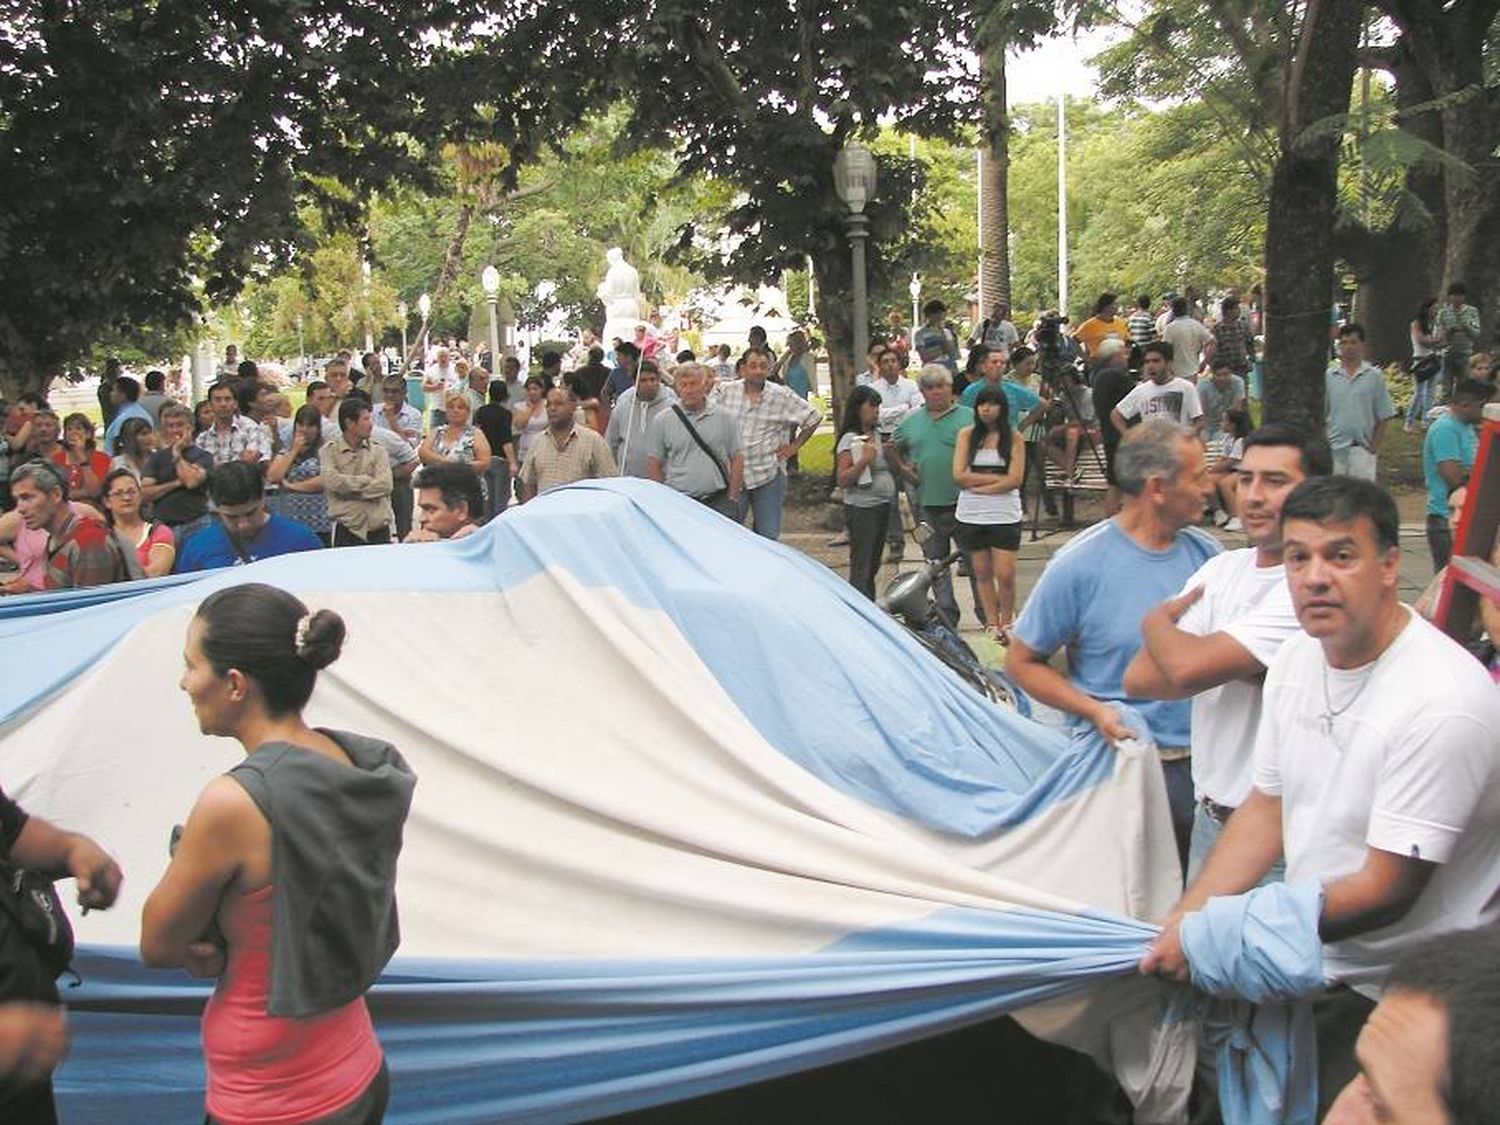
877;540;1030;714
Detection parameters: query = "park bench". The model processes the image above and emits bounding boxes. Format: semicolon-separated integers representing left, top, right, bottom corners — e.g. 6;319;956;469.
1028;436;1224;540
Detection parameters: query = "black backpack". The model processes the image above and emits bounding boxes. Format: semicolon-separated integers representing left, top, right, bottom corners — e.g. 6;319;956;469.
0;860;74;1001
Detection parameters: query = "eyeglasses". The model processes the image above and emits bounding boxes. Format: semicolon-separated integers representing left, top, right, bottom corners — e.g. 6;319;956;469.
106;488;140;501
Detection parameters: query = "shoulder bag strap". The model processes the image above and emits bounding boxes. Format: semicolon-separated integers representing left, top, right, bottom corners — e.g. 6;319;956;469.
219;517;256;565
110;528;146;581
670;404;730;489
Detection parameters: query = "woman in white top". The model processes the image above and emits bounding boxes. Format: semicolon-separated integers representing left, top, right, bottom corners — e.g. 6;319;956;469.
109;417;158;481
1405;296;1442;432
420;392;494;498
834;385;897;600
512;376;550;465
952;384;1026;640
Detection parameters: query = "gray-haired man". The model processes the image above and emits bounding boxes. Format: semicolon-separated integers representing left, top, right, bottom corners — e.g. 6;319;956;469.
887;364;975;627
1008;419;1220;866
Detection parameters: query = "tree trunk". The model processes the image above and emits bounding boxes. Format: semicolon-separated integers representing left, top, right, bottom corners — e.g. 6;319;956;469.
1342;33;1446;366
1261;0;1364;431
978;49;1011;316
1347;223;1434;364
406;201;474;365
1386;0;1500;342
1429;37;1500;343
816;276;855;422
1390;37;1447;292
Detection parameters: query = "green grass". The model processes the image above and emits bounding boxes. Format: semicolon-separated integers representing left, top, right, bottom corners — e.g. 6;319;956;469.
800;432;834;475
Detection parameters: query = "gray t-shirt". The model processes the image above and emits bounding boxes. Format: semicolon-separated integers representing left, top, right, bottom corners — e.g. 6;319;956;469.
836;431;897;507
645;403;742;497
1197;374;1246;435
1325;364;1395;450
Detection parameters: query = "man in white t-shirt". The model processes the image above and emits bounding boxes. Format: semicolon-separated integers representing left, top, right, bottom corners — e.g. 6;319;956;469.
1124;423;1329;876
1110;342;1204;433
861;344;923;560
1160;296;1214;379
1143;476;1500;1116
421;346;459;428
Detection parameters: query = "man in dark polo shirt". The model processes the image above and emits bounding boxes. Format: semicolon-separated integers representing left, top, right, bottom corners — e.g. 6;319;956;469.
141;404;215;543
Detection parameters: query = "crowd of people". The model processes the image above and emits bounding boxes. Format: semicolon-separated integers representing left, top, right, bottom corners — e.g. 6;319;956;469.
838;287;1496;642
2;289;1499;1125
0;328;828;595
848;292;1500;1119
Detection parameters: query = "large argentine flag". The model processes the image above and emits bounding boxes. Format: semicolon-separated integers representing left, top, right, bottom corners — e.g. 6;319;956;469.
0;479;1192;1123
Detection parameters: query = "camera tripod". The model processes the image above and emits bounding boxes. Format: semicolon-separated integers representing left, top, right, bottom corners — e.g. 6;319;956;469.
1027;353;1108;541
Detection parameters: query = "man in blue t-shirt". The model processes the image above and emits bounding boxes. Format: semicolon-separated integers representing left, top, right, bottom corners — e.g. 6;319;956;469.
1422;378;1492;569
1008;419;1221;866
176;461;324;572
912;299;960;375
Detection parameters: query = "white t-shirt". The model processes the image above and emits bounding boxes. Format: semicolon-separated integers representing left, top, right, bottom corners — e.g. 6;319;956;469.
955;445;1023;525
1176;549;1301;806
1115;378;1203;427
856;374;923;434
1161;317;1214;378
1252;610;1500;996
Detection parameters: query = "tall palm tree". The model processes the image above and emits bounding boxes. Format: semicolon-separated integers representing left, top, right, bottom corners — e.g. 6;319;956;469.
978;31;1012;319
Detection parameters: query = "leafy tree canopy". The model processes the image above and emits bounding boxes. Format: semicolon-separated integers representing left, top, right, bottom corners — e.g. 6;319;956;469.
0;0;488;395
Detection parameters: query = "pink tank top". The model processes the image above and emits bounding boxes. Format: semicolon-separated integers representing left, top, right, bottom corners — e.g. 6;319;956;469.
202;886;383;1125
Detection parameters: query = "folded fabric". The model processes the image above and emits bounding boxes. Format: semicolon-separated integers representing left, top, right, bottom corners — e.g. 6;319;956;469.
1180;880;1326;1125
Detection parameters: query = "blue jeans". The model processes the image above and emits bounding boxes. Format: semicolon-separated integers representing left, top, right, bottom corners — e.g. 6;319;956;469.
1405;376;1435;427
918;504;963;628
885;478;920;547
737;470;786;539
1161;757;1195;876
1186;799;1287;884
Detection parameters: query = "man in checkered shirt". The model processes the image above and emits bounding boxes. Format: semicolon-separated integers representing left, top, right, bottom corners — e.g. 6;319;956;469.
195;381;270;466
713;347;822;540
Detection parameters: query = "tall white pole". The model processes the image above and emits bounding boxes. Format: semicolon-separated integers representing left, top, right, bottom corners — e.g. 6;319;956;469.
976;148;985;318
1057;94;1069;318
805;254;816;319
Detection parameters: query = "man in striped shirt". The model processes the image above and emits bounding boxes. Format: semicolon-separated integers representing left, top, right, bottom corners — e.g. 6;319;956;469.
714;347;822;539
1127;294;1157;350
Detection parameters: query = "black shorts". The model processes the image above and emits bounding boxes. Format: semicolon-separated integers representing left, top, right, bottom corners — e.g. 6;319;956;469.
957;521;1021;552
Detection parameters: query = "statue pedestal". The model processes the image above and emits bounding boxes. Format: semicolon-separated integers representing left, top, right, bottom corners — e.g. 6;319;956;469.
602;313;642;352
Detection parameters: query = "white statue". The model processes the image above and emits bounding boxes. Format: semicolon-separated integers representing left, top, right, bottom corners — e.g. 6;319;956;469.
598;248;645;350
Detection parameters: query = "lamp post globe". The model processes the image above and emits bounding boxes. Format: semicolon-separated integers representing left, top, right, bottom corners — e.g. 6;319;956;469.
832;143;878;215
417;292;432;366
481;266;502;369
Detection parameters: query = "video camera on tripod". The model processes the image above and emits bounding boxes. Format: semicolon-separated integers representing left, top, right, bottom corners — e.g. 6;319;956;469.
1032;312;1079;390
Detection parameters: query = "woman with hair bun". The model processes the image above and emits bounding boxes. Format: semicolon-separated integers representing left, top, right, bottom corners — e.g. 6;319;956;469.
142;583;416;1125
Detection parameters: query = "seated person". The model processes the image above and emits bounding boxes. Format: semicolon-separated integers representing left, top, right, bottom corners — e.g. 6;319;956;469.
176;462;323;572
8;461;128;589
1043;368;1102;478
404;462;484;542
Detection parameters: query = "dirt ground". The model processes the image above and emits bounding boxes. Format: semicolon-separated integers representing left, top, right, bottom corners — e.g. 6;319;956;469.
780;470;1432;575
